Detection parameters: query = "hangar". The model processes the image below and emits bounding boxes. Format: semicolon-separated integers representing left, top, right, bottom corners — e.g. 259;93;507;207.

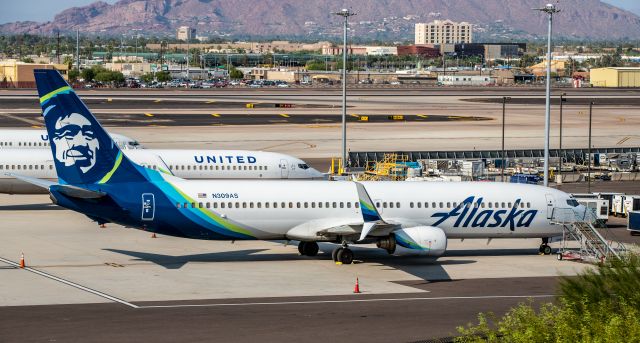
590;67;640;87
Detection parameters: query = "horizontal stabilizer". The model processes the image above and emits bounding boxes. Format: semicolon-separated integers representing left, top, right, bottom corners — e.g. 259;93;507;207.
5;173;56;189
5;173;106;199
50;184;106;199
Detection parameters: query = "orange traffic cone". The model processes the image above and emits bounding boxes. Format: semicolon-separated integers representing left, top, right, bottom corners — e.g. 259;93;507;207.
19;252;25;269
151;233;157;238
353;277;361;294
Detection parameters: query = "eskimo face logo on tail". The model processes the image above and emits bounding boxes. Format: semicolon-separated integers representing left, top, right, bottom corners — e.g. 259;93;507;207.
430;196;538;231
51;112;100;173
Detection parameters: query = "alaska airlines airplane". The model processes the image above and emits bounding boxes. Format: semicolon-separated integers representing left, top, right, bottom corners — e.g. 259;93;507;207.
0;129;141;149
9;70;586;264
0;149;323;194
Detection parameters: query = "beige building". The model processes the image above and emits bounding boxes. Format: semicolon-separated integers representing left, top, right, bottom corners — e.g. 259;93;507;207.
0;60;68;88
415;20;472;45
176;26;196;41
105;62;152;77
147;41;328;54
590;67;640;87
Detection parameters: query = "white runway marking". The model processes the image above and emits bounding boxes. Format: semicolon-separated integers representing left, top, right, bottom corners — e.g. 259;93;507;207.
138;294;555;309
0;256;138;309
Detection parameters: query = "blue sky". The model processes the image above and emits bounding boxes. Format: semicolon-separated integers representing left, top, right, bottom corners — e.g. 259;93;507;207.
1;0;639;24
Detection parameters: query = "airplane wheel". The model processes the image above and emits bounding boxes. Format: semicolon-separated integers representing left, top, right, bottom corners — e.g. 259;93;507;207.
337;248;354;265
332;247;342;262
298;241;306;255
542;245;552;255
557;253;563;261
303;241;319;257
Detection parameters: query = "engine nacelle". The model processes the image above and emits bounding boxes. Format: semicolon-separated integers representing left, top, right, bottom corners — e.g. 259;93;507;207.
377;226;447;257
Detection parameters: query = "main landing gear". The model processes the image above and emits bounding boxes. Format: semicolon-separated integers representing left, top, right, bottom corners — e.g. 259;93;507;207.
298;241;319;257
331;243;354;265
539;237;552;255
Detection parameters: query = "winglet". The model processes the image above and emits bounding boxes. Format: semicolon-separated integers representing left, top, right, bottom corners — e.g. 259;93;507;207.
355;182;382;222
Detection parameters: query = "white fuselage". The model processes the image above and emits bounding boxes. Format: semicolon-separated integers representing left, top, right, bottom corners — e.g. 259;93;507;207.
0;129;140;149
0;149;323;193
164;179;573;240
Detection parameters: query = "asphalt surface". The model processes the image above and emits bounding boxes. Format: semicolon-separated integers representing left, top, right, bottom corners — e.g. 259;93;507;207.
0;276;560;343
0;112;490;127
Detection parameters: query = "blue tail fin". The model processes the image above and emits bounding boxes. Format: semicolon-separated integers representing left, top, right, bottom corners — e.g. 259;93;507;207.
34;69;143;185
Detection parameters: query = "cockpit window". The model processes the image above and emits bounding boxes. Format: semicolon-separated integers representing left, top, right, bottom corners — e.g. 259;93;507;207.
298;163;310;170
566;199;580;207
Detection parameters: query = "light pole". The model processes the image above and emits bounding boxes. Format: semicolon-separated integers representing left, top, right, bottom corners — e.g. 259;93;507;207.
588;101;594;193
535;3;560;187
558;92;566;184
501;96;511;182
334;8;356;173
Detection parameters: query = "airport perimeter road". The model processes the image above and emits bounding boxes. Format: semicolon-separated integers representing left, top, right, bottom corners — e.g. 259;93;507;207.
0;277;559;343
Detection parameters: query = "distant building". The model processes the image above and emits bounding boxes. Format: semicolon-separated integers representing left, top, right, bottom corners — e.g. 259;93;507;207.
397;45;441;58
590;67;640;87
176;26;196;41
415;20;472;45
453;43;526;61
0;60;68;88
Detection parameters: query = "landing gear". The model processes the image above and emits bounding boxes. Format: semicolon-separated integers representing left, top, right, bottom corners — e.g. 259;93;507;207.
297;241;319;257
539;238;552;255
331;243;354;264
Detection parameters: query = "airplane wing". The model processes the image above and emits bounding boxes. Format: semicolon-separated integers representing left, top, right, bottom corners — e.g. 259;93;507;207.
286;182;399;241
5;173;106;199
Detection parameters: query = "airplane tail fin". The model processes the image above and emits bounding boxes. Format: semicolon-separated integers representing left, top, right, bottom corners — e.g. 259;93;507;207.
34;69;144;185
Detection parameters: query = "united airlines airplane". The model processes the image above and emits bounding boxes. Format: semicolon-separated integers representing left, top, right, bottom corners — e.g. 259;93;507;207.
0;149;323;194
0;129;141;149
9;70;587;264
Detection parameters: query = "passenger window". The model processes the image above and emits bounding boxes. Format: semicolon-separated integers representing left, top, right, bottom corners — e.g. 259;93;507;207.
296;202;301;208
481;203;486;208
501;202;505;208
176;202;181;208
221;203;225;208
347;202;351;208
520;203;525;208
216;166;219;170
318;202;322;208
235;203;240;208
325;202;330;208
383;202;387;208
272;202;277;208
508;202;512;208
289;202;293;208
191;202;195;208
198;202;203;208
410;202;414;208
257;202;262;208
333;202;337;208
389;202;394;208
340;202;344;208
311;202;315;208
488;202;493;208
396;202;401;208
432;202;436;208
453;202;457;208
304;202;308;208
355;202;359;209
264;166;268;170
228;202;233;208
213;203;218;209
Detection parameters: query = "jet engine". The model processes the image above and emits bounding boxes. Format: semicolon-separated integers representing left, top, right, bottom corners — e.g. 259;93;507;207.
377;226;447;257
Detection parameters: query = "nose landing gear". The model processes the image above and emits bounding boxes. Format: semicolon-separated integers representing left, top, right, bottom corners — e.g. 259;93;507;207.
539;237;552;255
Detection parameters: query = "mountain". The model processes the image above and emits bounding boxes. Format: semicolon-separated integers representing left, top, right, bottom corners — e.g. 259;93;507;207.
1;0;639;40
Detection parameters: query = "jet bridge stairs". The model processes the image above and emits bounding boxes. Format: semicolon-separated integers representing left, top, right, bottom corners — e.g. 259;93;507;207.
551;208;627;263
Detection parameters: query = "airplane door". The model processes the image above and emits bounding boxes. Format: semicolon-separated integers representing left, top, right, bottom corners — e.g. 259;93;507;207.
280;159;289;179
141;193;155;221
545;194;555;220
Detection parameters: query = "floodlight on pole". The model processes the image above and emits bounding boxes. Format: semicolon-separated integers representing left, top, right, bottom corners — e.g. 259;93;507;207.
334;8;356;173
534;3;560;187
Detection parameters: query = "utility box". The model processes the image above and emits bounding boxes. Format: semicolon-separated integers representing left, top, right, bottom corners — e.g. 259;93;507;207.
624;195;640;216
612;195;627;217
628;211;640;234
